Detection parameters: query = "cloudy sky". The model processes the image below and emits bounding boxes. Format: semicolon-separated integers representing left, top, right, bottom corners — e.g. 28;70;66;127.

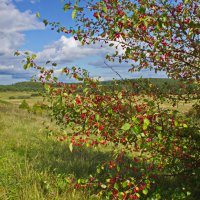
0;0;167;85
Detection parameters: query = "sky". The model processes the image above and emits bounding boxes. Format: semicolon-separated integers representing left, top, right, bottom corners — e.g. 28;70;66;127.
0;0;167;85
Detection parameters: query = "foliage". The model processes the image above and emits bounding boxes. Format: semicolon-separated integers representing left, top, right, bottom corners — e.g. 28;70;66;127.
0;82;44;92
46;0;199;80
9;95;31;99
19;100;30;110
31;102;49;114
14;0;200;199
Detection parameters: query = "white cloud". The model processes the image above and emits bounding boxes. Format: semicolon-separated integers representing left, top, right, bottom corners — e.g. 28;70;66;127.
0;0;43;55
14;0;40;4
35;35;167;81
0;0;43;83
0;0;43;33
0;32;25;55
0;65;14;71
36;36;111;64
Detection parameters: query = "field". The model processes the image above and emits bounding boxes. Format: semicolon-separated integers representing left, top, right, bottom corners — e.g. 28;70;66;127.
0;89;199;199
0;92;106;199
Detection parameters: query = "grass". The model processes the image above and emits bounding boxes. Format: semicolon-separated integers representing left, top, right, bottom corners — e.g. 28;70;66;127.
0;101;111;199
0;91;43;106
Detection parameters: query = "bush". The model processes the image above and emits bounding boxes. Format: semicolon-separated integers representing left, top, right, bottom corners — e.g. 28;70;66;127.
31;102;48;114
19;100;30;110
187;104;200;120
9;95;31;100
31;93;40;97
9;96;16;99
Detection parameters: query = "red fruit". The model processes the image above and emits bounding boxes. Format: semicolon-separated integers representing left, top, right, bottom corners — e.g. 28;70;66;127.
122;193;127;199
134;157;139;163
90;115;94;120
127;180;131;187
99;125;104;131
93;12;99;18
81;113;86;119
141;25;146;31
117;9;125;17
135;105;141;112
76;98;81;104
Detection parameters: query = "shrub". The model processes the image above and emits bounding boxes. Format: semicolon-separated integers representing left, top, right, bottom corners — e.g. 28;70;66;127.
31;102;48;114
19;100;30;110
9;96;16;99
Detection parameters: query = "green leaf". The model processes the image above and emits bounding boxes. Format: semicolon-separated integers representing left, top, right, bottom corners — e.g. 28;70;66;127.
158;133;162;139
108;108;113;114
144;20;148;27
97;167;101;173
53;77;58;82
117;92;122;99
95;114;100;121
44;84;49;92
101;184;107;189
72;9;77;20
121;123;131;131
143;118;150;130
114;183;119;190
136;193;140;198
132;117;139;124
102;5;107;14
142;188;148;195
122;181;127;188
63;3;70;12
36;12;40;18
31;54;37;59
14;51;20;56
69;143;73;152
131;126;140;134
23;64;28;70
139;7;146;14
183;123;188;128
174;120;179;126
156;126;162;131
43;19;48;26
187;191;191;196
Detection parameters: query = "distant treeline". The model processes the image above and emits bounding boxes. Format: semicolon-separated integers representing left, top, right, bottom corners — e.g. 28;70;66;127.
101;78;197;96
0;82;44;92
0;79;197;96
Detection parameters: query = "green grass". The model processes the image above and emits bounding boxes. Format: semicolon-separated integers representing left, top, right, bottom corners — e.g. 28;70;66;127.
0;91;44;106
0;102;111;199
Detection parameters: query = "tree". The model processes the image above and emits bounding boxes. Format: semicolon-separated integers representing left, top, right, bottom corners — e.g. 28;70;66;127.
15;0;200;199
57;0;200;80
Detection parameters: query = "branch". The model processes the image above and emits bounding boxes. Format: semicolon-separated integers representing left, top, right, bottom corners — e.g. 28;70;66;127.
104;61;124;80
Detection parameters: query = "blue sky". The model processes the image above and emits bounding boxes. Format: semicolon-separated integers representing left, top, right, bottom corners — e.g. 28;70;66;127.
0;0;167;85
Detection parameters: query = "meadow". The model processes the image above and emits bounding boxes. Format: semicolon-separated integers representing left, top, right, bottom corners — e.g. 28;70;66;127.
0;84;199;199
0;91;103;199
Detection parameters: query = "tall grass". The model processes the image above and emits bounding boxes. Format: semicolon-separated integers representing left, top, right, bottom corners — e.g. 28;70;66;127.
0;103;109;199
